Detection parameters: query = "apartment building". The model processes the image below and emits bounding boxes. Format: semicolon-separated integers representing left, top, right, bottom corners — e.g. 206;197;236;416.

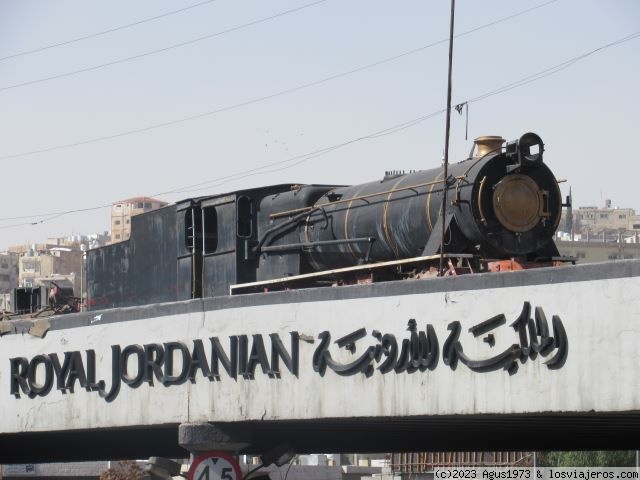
110;196;168;244
19;248;83;295
0;252;19;294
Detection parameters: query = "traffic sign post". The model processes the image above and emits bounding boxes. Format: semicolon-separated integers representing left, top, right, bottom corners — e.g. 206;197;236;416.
188;451;242;480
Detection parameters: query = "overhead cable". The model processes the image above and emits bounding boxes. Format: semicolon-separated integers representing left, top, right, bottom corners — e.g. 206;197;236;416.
0;0;562;161
2;30;638;227
1;29;639;227
0;0;328;93
0;0;219;62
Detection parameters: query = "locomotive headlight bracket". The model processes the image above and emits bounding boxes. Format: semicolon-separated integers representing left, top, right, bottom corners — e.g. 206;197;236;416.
505;132;544;173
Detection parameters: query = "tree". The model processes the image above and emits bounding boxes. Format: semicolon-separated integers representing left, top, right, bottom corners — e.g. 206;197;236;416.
539;451;636;467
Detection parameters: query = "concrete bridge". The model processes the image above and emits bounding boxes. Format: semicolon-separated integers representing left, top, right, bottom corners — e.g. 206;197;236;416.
1;260;639;462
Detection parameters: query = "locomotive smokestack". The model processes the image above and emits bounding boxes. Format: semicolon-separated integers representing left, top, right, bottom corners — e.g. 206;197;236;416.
473;136;505;157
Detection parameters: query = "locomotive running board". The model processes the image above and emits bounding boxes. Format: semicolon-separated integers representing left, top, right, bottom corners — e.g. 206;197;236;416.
229;253;474;295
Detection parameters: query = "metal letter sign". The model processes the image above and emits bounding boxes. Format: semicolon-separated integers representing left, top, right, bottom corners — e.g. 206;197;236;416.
188;451;242;480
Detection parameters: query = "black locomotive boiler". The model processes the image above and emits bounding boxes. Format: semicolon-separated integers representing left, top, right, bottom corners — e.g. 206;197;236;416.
86;132;562;310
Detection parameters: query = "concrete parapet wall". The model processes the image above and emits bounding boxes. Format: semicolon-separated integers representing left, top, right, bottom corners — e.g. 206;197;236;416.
0;260;638;457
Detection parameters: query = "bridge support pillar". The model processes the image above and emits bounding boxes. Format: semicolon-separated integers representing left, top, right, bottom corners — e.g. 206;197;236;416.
178;422;251;454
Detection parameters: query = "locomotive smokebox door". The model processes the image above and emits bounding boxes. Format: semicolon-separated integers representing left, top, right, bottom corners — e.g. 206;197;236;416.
492;174;549;233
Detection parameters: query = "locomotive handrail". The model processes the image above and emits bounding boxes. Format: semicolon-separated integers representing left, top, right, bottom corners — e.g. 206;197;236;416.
260;237;374;253
269;176;468;220
253;207;321;254
461;147;503;177
477;175;488;224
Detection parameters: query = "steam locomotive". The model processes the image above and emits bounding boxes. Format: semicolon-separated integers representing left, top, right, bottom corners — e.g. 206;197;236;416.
86;132;563;310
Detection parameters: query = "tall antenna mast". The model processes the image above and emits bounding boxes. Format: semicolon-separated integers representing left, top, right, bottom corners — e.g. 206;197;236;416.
438;0;456;275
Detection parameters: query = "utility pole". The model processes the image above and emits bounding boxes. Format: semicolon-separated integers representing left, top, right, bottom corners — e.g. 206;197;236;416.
439;0;456;275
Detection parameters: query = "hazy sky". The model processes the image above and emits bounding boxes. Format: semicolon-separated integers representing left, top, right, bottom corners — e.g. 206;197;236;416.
0;0;638;250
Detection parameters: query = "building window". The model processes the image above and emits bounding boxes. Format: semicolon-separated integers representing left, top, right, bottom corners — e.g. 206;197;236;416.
116;204;122;208
599;213;608;219
114;220;121;225
115;234;121;240
633;224;640;229
136;202;144;209
0;262;8;269
144;202;152;209
619;214;627;219
22;261;38;272
126;219;130;224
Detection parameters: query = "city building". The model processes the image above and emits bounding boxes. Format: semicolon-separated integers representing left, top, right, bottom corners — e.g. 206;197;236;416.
4;234;109;313
556;239;640;263
19;248;83;295
561;197;640;239
110;196;168;244
556;197;640;263
8;233;109;256
572;201;640;233
0;293;11;313
0;252;19;294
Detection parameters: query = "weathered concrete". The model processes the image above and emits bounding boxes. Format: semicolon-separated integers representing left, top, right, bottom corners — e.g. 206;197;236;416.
0;461;109;478
0;260;639;460
178;423;250;453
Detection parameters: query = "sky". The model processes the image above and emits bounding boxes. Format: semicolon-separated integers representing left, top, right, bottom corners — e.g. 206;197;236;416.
0;0;638;250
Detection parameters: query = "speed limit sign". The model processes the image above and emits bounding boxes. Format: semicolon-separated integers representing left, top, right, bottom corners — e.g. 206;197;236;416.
188;451;242;480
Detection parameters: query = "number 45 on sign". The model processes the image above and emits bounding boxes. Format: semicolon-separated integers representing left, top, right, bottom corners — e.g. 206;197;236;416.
188;451;242;480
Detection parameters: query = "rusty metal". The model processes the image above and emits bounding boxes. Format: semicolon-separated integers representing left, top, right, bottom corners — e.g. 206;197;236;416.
487;259;526;272
486;257;573;272
390;451;532;473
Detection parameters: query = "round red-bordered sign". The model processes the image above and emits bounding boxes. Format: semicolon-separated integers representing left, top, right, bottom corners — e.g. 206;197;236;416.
188;451;242;480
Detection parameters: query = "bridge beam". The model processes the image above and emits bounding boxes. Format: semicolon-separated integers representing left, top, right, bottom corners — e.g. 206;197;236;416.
179;422;251;454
